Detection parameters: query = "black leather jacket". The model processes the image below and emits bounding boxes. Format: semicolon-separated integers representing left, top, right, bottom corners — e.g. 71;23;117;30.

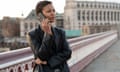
27;26;72;72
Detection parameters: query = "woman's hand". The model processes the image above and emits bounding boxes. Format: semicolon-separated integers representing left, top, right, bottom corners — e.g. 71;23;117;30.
35;58;47;65
41;19;52;35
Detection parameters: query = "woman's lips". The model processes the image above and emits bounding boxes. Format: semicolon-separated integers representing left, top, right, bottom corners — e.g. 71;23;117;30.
50;17;55;20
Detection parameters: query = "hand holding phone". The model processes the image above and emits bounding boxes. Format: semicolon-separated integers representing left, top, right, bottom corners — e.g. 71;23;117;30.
38;13;46;22
38;13;52;35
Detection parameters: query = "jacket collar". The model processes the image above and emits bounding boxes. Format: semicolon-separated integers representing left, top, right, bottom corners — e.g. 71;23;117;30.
52;27;60;48
38;25;60;48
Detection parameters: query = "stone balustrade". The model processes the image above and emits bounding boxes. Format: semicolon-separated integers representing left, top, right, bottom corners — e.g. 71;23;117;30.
0;31;117;72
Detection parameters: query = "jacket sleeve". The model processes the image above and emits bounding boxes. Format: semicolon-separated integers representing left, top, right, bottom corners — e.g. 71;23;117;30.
26;32;40;59
27;31;53;60
47;30;72;68
37;33;54;60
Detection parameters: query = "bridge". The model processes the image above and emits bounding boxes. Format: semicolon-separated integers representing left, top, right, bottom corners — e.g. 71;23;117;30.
0;30;118;72
81;35;120;72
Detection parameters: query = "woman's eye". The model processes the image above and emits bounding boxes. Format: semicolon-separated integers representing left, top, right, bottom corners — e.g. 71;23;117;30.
47;10;51;13
47;9;55;13
53;9;55;12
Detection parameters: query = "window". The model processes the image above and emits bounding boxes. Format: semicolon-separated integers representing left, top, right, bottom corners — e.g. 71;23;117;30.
114;12;116;21
30;22;33;29
96;11;98;21
100;11;102;21
106;5;108;8
98;4;101;8
77;10;81;20
24;23;28;29
82;10;85;20
110;5;111;9
87;11;89;21
90;4;92;8
82;3;84;7
35;23;38;27
32;13;34;16
107;11;109;21
79;23;81;28
102;5;104;8
91;11;94;21
104;11;106;21
111;12;113;21
77;3;80;7
113;5;115;9
24;32;27;35
96;11;98;15
116;5;117;9
95;4;97;8
118;12;119;21
86;3;88;7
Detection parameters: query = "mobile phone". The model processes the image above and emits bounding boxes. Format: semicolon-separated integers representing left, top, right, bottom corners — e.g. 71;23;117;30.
38;13;46;22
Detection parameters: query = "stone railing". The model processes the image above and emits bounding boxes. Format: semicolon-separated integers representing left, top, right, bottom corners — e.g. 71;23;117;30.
0;31;118;72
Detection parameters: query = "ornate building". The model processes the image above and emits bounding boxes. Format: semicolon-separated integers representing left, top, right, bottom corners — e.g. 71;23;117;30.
64;0;119;35
20;10;40;37
20;10;62;37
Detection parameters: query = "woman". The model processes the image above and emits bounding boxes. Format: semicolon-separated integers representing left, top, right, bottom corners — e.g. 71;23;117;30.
26;1;72;72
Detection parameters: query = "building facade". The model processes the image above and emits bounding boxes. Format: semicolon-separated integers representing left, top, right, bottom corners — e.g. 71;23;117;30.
56;13;64;28
0;20;2;36
20;10;63;37
0;20;3;41
20;10;40;37
1;17;20;37
64;0;119;35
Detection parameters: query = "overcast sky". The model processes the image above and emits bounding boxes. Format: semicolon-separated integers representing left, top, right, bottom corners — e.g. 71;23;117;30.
0;0;120;19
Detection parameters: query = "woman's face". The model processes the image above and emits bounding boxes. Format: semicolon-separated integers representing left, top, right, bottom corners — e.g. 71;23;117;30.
42;4;55;23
